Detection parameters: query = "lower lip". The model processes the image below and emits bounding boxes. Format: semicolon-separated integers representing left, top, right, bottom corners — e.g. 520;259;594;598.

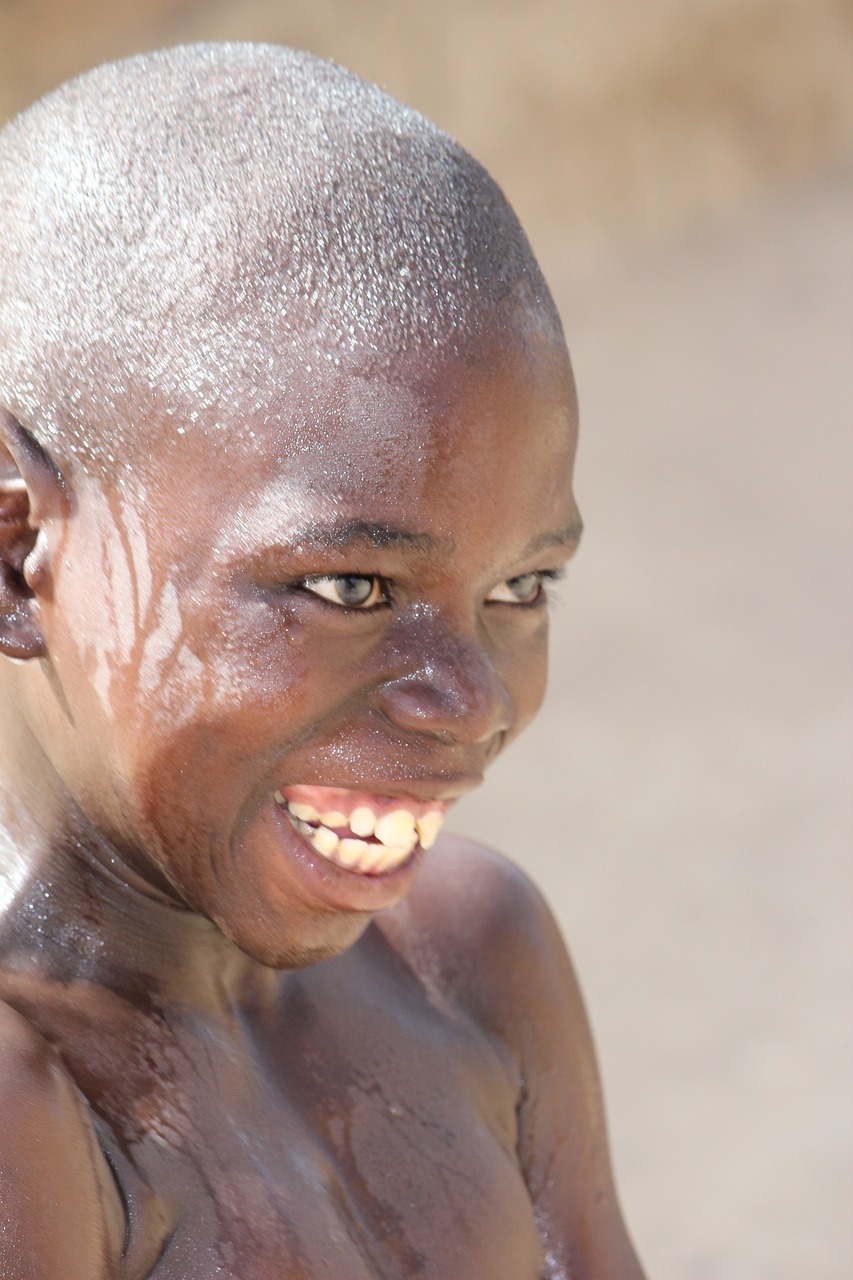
266;801;426;914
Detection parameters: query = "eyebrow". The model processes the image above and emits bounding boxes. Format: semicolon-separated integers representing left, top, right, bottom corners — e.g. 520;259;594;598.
284;519;447;557
253;515;582;566
521;517;585;557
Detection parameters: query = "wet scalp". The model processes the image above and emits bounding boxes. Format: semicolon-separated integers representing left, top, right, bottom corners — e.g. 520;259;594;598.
0;43;562;468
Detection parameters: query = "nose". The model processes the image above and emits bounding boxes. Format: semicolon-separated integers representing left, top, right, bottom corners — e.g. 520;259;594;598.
376;622;514;749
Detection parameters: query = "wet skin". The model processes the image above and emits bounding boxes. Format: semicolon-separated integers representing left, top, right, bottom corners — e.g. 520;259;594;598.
0;332;645;1278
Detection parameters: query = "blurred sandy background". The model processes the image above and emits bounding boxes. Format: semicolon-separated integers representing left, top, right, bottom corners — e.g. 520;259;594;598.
2;3;851;1277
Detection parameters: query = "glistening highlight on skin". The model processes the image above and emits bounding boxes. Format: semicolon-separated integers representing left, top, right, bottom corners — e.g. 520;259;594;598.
0;42;646;1280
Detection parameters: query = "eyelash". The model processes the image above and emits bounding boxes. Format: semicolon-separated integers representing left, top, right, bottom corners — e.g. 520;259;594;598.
489;568;565;606
297;574;392;611
295;569;565;612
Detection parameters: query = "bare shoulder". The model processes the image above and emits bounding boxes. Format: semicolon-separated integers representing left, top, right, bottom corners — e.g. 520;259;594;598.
0;999;125;1279
387;836;648;1280
394;833;581;1042
403;831;553;939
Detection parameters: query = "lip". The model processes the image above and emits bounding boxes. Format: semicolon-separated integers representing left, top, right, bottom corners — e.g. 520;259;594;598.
273;774;483;805
276;782;448;864
274;784;451;820
249;772;479;916
265;798;428;914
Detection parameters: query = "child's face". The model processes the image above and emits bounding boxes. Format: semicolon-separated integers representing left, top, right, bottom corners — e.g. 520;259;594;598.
36;328;581;966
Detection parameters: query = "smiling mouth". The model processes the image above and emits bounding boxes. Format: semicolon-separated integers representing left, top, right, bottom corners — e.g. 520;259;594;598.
273;785;448;876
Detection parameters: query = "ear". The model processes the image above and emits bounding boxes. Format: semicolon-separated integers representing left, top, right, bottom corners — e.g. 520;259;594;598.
0;407;68;660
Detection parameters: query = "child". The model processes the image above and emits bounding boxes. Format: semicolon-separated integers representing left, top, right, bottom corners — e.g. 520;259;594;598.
0;43;645;1279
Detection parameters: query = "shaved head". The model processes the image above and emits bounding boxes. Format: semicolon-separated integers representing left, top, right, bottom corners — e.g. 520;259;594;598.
0;43;563;472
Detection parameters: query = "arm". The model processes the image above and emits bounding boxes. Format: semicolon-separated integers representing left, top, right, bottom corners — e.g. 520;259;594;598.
0;1001;126;1280
421;839;646;1280
507;879;646;1279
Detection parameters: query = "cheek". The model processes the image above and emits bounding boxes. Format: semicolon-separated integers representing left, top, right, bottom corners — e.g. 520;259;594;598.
496;619;550;743
115;608;376;865
186;586;395;736
46;530;134;727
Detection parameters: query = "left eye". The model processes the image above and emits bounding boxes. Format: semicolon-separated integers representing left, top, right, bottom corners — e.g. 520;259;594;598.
300;575;387;608
486;573;545;604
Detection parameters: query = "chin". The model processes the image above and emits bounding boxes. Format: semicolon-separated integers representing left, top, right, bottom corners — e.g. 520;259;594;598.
215;903;375;972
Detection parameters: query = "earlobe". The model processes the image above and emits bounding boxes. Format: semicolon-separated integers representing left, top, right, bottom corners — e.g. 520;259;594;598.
0;408;67;661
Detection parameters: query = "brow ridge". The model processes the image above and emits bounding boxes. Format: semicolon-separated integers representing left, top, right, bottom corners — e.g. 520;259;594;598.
286;519;446;556
522;518;584;557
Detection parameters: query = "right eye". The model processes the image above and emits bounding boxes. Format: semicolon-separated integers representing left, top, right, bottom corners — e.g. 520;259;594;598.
300;575;387;609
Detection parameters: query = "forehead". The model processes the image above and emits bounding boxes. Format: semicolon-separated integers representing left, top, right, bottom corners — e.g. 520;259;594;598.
233;337;573;538
128;330;578;562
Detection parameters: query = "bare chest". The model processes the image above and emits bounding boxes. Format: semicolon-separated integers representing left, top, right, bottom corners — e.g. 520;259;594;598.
46;969;545;1279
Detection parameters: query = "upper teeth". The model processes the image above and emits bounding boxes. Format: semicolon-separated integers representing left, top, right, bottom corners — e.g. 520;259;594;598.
350;806;377;837
273;792;446;874
374;809;416;848
415;810;443;850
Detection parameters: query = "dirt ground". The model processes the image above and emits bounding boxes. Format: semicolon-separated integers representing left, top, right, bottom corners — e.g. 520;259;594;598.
454;164;853;1279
